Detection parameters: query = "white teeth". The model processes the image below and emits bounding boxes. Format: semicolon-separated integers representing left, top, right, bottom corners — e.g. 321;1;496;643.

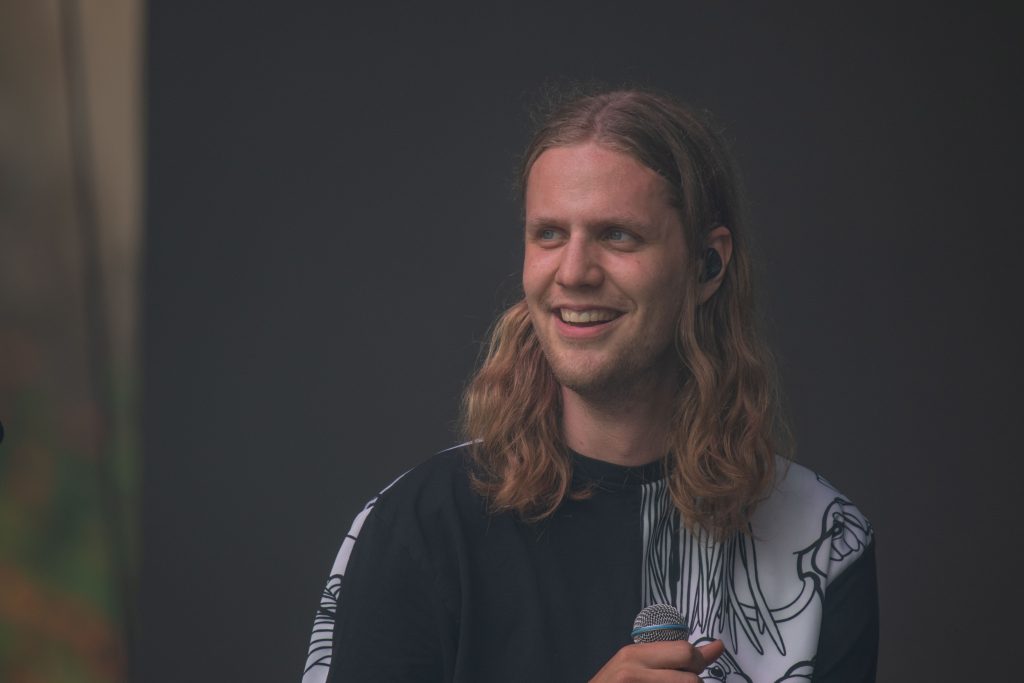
560;309;617;324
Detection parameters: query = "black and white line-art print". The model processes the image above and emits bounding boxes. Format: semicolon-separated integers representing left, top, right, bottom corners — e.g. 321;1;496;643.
302;468;410;683
302;454;871;682
691;636;753;683
641;474;872;682
304;575;342;676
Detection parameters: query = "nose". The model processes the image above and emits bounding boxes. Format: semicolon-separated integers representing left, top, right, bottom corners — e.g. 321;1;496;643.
555;234;603;289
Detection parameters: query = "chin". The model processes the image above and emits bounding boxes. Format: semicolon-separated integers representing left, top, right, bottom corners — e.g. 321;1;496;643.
546;348;679;402
548;357;635;398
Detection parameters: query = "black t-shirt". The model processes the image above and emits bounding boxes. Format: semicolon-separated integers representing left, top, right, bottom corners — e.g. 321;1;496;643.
303;444;877;682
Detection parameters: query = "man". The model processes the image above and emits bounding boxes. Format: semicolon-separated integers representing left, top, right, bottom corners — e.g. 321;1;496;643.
303;88;878;682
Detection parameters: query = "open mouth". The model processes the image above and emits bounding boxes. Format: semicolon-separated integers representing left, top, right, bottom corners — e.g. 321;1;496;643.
556;308;622;327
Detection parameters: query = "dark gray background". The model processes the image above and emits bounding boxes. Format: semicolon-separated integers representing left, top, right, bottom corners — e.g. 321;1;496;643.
141;2;1022;680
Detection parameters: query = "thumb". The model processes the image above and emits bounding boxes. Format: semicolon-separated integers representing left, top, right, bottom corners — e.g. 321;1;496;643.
696;640;726;669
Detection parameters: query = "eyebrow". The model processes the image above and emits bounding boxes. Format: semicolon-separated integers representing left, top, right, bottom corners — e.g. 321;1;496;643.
525;215;652;232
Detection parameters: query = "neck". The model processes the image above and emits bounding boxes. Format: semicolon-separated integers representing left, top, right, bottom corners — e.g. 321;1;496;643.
560;373;676;468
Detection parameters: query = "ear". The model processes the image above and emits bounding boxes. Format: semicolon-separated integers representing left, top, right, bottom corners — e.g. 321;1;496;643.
698;226;733;304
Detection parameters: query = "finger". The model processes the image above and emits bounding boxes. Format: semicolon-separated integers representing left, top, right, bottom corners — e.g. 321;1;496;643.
625;641;709;671
674;639;725;673
605;642;682;670
612;668;701;683
590;642;722;682
646;672;702;683
696;640;725;669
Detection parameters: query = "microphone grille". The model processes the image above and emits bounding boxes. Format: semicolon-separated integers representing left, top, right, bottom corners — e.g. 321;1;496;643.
631;603;689;644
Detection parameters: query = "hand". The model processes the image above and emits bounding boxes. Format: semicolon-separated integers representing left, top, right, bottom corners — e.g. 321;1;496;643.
588;639;725;682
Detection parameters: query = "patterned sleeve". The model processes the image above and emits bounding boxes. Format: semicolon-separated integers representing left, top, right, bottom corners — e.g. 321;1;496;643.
301;493;378;683
301;473;448;683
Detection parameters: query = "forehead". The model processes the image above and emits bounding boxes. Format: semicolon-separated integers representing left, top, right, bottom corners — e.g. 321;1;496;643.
525;143;673;222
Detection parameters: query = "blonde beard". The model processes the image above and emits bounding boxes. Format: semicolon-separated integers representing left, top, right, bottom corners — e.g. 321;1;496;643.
537;338;679;408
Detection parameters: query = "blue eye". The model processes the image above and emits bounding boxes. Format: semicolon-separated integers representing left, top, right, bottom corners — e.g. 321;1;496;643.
540;228;558;240
605;229;635;243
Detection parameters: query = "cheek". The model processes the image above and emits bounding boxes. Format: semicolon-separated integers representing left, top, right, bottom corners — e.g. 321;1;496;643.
522;265;539;300
642;267;688;321
522;250;552;300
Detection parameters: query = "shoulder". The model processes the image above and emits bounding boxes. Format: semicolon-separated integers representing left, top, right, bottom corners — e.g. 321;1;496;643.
305;447;476;681
361;440;475;509
750;458;875;585
321;442;479;583
347;442;481;540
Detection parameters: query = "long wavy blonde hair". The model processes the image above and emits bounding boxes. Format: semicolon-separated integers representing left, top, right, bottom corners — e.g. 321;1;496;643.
460;88;791;538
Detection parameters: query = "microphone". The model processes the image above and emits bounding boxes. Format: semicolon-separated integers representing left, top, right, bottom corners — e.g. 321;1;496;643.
631;604;689;643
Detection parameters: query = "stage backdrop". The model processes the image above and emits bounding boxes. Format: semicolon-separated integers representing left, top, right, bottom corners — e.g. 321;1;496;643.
143;3;1022;681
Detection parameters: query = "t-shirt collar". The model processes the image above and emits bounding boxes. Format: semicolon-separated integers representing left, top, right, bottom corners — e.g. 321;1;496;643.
568;448;665;489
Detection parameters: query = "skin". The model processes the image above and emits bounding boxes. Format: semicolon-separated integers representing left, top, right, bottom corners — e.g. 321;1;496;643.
589;640;726;682
523;143;731;679
523;142;732;469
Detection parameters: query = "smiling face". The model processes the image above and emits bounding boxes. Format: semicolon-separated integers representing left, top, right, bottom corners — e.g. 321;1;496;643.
523;142;689;400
